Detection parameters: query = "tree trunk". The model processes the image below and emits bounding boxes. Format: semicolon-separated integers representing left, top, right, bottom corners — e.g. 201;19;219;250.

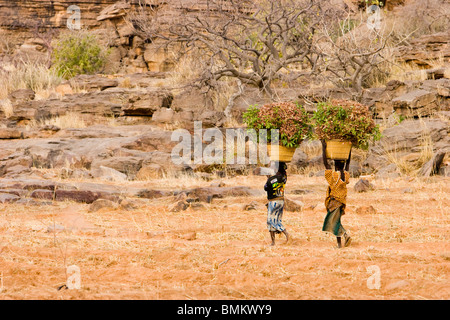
224;79;244;121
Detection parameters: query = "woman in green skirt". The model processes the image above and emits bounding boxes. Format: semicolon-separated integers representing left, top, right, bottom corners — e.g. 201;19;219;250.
321;140;352;248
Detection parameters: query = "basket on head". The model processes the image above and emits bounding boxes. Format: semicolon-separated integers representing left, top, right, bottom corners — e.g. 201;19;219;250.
267;144;296;163
325;140;352;160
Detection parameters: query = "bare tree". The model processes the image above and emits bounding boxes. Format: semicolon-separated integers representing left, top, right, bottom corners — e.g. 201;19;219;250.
131;0;323;97
317;6;393;97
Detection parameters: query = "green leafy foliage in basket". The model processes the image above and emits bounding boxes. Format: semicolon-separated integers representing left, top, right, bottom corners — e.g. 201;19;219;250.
312;99;381;150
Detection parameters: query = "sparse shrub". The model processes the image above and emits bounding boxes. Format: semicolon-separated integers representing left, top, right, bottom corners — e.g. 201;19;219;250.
51;30;110;79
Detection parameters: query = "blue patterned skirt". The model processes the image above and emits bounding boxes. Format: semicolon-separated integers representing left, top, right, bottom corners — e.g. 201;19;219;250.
267;200;285;233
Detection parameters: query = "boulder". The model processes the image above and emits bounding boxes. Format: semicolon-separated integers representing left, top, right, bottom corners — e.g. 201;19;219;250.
91;156;143;178
190;203;206;211
244;200;259;211
354;179;375;193
90;166;128;182
168;200;189;212
0;193;20;203
69;74;119;91
121;130;177;153
88;199;119;212
418;151;446;176
284;198;304;212
55;83;74;96
348;160;362;177
396;31;450;67
173;110;194;124
426;67;447;80
290;148;308;169
136;163;166;180
0;177;142;201
185;186;262;203
171;88;209;111
355;205;377;215
117;23;136;38
119;198;145;211
197;111;226;128
137;189;173;199
30;189;54;200
438;165;450;177
55;190;117;204
4;164;31;177
180;231;197;240
29;186;121;204
8;89;35;103
121;90;173;117
307;155;325;169
97;1;131;21
0;128;23;139
375;163;401;179
152;108;175;123
392;89;437;117
0;189;23;197
420;79;450;97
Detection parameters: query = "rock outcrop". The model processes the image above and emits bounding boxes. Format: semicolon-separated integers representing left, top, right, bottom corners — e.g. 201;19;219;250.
396;31;450;68
362;78;450;119
363;119;449;175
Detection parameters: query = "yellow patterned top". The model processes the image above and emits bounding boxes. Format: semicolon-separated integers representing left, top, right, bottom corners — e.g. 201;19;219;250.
324;169;350;210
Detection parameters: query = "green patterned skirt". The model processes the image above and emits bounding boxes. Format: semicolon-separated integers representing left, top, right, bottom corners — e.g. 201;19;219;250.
322;206;346;237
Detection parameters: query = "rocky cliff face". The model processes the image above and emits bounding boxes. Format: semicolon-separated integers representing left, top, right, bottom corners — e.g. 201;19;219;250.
2;0;447;73
0;0;448;190
0;0;169;72
0;0;129;30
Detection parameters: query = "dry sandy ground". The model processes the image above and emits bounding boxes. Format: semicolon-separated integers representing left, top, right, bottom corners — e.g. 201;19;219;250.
0;174;448;300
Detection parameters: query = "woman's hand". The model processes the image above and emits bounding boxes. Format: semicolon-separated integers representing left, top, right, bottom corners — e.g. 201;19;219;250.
321;140;331;169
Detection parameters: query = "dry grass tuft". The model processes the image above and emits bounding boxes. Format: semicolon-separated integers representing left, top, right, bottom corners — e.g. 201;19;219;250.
0;60;63;100
382;119;435;176
0;61;63;100
0;98;13;118
26;112;87;130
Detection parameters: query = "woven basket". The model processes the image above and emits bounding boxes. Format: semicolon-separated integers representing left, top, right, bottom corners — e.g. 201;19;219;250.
325;140;352;160
267;144;296;162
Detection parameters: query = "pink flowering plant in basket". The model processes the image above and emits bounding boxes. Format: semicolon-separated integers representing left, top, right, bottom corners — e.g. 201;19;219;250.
243;101;311;148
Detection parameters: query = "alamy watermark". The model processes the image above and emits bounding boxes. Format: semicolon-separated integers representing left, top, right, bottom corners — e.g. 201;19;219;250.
366;3;383;31
66;265;81;289
67;5;81;30
366;265;381;290
170;121;283;172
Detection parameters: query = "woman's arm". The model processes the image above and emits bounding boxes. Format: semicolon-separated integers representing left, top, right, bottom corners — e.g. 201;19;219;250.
345;149;351;172
321;140;331;170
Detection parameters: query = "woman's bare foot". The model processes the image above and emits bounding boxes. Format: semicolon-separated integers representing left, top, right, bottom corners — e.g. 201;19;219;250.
337;236;342;248
282;230;290;243
344;233;352;247
270;231;276;246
